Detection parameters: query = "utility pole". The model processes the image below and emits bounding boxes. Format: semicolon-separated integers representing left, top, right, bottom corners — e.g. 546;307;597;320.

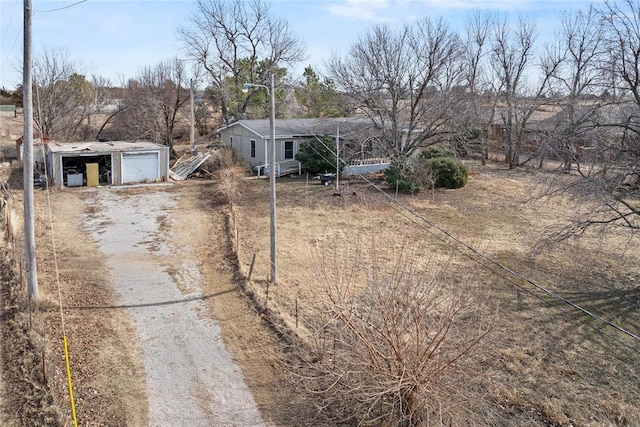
268;73;277;283
241;75;277;283
335;122;340;193
189;79;195;155
23;0;38;300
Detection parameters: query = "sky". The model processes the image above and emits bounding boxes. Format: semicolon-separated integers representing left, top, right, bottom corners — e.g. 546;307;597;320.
0;0;605;90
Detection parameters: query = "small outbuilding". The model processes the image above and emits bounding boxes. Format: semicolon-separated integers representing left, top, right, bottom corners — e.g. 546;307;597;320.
45;141;169;188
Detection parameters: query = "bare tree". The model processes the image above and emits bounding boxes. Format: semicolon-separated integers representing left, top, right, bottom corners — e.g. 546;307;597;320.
89;75;127;141
545;0;640;237
457;11;496;164
193;102;211;137
490;17;534;168
533;2;640;241
602;0;640;109
32;47;94;141
328;18;464;161
85;74;114;139
297;239;491;426
541;7;606;171
490;17;561;169
114;58;189;152
178;0;304;125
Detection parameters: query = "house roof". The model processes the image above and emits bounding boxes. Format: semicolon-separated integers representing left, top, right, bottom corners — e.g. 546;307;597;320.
217;118;375;140
46;141;165;154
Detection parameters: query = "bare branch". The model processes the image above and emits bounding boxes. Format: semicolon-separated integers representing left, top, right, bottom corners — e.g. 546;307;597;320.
178;0;304;125
295;236;492;425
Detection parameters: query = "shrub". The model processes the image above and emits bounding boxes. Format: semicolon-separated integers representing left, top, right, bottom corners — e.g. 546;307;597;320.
425;157;468;189
295;138;342;174
386;153;469;193
420;145;456;160
384;160;421;194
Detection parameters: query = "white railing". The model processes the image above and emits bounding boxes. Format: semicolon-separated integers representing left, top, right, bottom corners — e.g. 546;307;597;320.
349;157;389;166
255;162;302;177
256;163;280;177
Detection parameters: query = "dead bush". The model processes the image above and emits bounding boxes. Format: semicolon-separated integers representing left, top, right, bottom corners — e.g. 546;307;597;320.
296;237;493;426
197;147;236;177
215;166;246;207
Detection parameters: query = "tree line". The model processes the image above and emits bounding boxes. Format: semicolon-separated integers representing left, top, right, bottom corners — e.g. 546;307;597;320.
6;0;639;234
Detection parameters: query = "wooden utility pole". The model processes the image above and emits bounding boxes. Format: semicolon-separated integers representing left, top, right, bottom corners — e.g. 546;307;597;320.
23;0;38;300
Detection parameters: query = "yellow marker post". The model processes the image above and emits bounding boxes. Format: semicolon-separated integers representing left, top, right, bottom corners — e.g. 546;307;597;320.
63;336;78;427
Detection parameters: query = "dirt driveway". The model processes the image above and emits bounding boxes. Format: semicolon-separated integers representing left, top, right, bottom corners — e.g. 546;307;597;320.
83;186;264;427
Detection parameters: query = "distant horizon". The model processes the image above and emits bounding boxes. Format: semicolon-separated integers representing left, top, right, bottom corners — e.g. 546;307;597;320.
1;0;606;90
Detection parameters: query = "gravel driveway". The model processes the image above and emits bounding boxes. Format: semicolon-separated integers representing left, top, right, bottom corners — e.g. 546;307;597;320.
84;187;264;427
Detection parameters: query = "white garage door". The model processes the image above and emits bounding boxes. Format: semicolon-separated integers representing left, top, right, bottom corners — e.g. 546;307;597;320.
122;152;159;183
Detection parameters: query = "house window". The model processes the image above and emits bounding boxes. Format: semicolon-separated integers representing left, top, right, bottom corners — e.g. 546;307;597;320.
229;136;233;147
284;141;294;159
250;140;256;158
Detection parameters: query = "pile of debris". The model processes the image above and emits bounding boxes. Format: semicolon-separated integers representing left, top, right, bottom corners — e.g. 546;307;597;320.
169;152;211;181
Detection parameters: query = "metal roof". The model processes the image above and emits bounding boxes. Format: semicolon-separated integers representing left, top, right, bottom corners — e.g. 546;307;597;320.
218;117;375;139
46;141;166;153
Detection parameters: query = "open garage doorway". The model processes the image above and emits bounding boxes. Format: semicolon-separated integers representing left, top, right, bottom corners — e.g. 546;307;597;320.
61;154;112;187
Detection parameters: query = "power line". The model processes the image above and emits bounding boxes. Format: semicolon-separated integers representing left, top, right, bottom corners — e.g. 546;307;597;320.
1;0;19;47
0;0;88;89
382;196;640;354
0;0;22;85
33;0;87;13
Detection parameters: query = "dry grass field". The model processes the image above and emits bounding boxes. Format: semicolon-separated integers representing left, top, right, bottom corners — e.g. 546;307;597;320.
230;160;640;426
1;149;639;425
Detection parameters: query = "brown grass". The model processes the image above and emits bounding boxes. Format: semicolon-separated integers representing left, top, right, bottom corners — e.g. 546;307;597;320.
232;160;640;426
0;196;62;426
2;150;638;426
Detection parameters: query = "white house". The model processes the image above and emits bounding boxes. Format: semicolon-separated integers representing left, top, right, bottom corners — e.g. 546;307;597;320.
217;118;377;175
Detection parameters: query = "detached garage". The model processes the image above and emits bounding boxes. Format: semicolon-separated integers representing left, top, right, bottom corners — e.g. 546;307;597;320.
45;141;169;188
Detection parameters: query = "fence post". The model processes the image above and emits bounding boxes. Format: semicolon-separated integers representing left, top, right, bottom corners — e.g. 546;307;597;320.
248;253;257;281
